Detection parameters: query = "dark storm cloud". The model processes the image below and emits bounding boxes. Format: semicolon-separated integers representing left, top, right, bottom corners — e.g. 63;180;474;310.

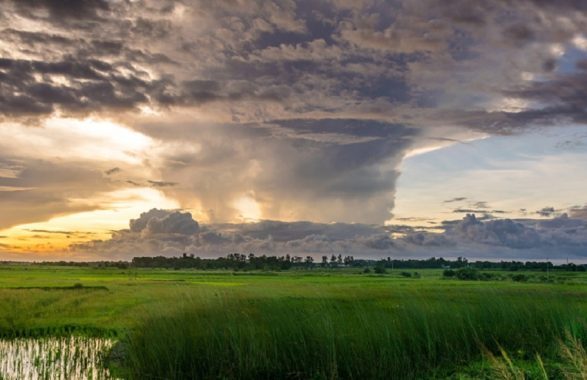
71;209;587;260
0;56;168;117
402;231;454;247
443;213;587;252
2;0;587;128
72;209;398;258
2;29;75;49
0;1;180;118
487;64;587;130
7;0;110;20
152;119;417;223
3;0;587;229
402;214;587;260
217;219;383;242
446;214;542;249
129;209;200;236
151;78;294;109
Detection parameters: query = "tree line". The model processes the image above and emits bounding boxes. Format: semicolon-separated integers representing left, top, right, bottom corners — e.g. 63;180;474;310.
26;254;586;271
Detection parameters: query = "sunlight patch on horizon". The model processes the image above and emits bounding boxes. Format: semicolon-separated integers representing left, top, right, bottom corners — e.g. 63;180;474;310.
0;187;179;253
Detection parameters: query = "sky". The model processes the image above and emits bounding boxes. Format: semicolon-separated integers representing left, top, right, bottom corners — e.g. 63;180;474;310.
1;0;587;261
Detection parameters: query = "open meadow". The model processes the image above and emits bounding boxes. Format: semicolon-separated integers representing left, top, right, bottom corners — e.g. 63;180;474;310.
0;264;585;379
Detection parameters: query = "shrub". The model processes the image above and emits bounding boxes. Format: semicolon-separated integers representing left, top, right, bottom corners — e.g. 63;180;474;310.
373;265;387;274
511;274;529;282
443;269;456;278
456;268;480;281
479;272;495;281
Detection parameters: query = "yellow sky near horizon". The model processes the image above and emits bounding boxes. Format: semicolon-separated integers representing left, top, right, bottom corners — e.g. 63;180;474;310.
0;187;179;255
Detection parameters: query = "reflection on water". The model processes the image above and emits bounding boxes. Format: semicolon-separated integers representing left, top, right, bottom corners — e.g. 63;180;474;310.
0;336;115;380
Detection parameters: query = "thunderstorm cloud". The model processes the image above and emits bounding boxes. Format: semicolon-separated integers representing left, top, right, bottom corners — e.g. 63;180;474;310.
1;1;587;259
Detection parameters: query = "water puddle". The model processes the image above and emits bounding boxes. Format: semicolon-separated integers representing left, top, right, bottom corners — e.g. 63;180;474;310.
0;336;116;379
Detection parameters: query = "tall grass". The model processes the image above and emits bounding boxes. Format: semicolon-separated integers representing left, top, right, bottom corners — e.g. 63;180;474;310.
120;290;586;379
481;332;587;379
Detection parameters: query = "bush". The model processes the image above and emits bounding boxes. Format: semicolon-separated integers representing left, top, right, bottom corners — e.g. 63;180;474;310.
479;272;495;281
456;268;480;281
511;274;529;282
362;267;372;274
400;271;412;278
443;269;456;278
373;265;387;274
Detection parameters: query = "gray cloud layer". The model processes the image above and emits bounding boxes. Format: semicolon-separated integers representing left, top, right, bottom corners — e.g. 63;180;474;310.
71;209;587;261
3;0;587;125
2;0;587;227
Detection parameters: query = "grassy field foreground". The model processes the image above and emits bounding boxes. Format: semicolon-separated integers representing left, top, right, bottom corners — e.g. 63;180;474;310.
121;290;586;379
0;265;585;378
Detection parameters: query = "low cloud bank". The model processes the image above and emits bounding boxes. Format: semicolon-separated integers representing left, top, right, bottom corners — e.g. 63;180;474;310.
70;208;587;261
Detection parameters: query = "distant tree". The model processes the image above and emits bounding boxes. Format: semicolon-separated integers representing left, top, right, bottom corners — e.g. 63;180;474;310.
374;261;387;274
456;257;468;268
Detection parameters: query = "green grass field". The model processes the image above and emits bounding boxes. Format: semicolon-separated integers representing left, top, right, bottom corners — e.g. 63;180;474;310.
0;265;586;379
